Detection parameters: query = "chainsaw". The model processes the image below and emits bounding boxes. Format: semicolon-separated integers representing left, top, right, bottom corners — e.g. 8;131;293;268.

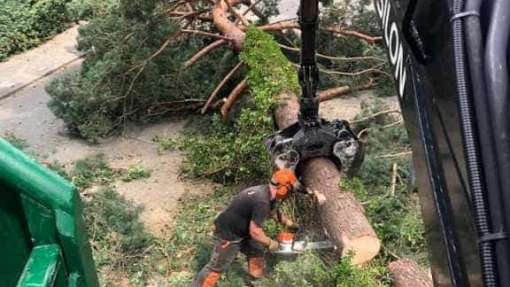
274;231;336;256
265;0;363;175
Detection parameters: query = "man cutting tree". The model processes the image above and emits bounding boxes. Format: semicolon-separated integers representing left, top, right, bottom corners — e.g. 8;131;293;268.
193;169;325;286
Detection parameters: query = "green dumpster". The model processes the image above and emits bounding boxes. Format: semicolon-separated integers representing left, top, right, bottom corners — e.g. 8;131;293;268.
0;138;99;287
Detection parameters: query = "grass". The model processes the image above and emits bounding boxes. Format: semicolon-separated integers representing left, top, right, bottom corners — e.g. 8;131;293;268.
84;188;154;276
71;154;119;189
121;165;151;182
49;154;153;189
45;155;159;285
3;132;29;150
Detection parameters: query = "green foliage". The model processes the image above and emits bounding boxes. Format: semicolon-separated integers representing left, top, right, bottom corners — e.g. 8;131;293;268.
329;256;389;287
70;154;118;189
255;252;331;287
66;0;117;21
66;154;151;188
0;0;70;61
176;114;273;183
254;252;389;287
2;132;29;150
84;187;154;275
240;27;300;98
172;28;299;183
47;0;238;141
122;165;151;182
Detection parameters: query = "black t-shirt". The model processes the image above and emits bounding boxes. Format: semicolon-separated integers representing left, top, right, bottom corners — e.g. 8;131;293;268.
214;185;276;240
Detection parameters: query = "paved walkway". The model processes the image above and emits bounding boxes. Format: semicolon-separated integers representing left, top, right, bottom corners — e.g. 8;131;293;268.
0;24;83;100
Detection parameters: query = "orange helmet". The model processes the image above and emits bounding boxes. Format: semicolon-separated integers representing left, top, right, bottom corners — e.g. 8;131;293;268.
271;169;297;200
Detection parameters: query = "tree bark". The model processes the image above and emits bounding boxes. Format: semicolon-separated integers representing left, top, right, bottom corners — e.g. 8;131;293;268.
274;93;380;265
318;80;376;102
388;259;433;287
220;78;248;119
212;0;245;51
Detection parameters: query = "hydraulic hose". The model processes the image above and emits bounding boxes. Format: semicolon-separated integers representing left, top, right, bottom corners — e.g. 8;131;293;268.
485;0;510;284
465;0;510;284
451;0;498;285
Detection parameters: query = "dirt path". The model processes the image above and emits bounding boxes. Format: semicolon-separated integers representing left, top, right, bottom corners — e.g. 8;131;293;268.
0;24;83;100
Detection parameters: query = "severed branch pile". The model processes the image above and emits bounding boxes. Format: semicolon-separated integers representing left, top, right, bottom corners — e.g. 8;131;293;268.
168;0;385;117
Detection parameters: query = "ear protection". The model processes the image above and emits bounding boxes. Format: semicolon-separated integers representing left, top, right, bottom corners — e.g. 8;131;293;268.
276;184;291;200
271;169;297;200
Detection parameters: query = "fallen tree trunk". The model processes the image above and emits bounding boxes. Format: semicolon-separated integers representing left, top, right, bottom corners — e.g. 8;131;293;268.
274;94;381;265
388;259;433;287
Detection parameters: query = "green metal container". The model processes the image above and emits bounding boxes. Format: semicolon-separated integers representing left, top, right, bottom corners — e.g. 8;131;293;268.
0;138;99;287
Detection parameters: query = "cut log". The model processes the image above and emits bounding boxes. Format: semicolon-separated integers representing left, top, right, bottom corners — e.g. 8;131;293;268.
274;93;381;265
388;259;433;287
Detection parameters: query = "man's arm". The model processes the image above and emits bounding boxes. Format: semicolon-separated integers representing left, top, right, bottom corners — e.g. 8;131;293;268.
249;221;278;250
270;210;296;228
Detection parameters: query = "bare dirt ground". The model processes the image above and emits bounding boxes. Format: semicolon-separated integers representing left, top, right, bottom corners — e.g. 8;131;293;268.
0;25;398;237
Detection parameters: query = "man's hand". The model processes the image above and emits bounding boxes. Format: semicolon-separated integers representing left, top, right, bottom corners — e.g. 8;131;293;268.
268;239;280;252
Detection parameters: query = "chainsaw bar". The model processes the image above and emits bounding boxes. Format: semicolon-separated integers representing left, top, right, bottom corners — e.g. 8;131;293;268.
275;240;336;255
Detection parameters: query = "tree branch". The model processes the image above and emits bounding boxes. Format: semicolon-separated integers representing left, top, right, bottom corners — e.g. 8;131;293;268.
255;20;381;44
184;39;227;69
225;0;250;26
213;0;246;51
278;43;385;62
202;62;244;113
351;109;401;124
240;0;263;18
318;80;376;102
168;11;213;22
323;27;382;44
279;44;385;63
318;66;391;78
220;78;248;119
181;29;232;40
